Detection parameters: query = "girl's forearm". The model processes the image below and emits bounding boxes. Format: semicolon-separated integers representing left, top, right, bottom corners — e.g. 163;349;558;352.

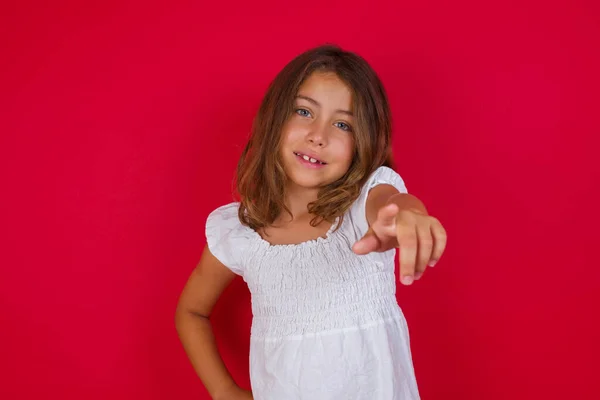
175;310;239;399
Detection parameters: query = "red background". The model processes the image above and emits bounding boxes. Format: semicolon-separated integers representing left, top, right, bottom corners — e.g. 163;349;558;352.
1;1;599;399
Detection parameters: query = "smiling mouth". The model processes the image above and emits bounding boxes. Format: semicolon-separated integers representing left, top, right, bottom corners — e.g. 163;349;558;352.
293;152;327;165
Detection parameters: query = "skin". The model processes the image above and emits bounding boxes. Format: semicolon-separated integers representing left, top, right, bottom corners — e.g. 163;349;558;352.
280;72;355;199
261;71;356;243
175;71;447;399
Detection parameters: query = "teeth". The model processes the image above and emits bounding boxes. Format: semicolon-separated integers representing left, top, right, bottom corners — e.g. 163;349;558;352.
295;152;325;165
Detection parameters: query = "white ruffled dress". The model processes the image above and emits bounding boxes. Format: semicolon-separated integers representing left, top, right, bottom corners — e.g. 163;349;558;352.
206;166;420;400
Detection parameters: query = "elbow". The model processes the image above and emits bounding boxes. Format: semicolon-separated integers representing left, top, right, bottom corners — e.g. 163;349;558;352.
174;303;209;331
174;302;188;332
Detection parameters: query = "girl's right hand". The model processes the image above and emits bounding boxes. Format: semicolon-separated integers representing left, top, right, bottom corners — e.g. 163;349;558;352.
215;385;253;400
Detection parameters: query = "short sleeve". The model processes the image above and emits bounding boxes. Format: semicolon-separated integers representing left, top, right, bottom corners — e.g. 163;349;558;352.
347;166;408;239
205;202;247;276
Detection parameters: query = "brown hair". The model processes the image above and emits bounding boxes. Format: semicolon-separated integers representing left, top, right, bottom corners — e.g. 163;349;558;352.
236;44;394;230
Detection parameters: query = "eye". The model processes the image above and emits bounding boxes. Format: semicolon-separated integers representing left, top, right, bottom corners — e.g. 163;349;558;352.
295;108;311;117
334;121;352;132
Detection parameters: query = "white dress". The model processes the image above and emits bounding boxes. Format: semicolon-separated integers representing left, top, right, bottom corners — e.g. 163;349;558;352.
206;166;420;400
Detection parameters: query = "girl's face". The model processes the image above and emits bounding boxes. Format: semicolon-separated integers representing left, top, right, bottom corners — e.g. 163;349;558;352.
280;72;355;191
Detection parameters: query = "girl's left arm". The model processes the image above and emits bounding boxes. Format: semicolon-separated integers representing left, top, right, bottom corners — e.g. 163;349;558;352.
352;184;447;286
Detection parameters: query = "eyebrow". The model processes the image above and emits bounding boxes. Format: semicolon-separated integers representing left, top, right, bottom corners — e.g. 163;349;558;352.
296;95;353;117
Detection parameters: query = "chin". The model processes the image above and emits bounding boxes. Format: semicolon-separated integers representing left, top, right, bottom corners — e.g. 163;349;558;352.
284;165;347;190
285;169;328;189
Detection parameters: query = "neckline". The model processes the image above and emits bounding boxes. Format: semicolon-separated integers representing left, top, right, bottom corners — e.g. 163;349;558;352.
247;216;342;249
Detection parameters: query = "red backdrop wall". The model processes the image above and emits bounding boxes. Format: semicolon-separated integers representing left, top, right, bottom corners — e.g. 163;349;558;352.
1;1;599;399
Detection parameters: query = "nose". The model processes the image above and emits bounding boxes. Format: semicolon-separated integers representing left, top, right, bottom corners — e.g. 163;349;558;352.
306;123;328;147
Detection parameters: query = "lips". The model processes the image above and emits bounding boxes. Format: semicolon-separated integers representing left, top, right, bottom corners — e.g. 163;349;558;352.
293;151;327;165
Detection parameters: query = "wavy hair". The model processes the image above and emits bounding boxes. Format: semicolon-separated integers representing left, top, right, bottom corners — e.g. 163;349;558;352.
236;44;394;230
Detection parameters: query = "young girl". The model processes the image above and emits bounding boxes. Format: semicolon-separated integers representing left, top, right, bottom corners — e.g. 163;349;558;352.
176;45;447;400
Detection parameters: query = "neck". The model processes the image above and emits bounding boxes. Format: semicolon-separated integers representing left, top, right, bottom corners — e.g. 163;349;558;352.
282;184;320;221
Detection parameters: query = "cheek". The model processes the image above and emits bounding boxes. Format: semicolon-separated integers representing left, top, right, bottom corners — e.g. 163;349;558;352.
281;120;306;145
279;128;296;157
332;135;355;165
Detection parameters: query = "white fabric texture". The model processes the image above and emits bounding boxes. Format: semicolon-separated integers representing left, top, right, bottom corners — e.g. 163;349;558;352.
205;166;419;400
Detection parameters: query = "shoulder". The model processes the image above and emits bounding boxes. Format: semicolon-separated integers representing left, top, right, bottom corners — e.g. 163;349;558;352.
363;166;408;194
206;202;241;228
205;202;250;276
206;202;248;243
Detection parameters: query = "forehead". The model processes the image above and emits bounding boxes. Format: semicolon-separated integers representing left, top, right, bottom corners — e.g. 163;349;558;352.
297;72;353;108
